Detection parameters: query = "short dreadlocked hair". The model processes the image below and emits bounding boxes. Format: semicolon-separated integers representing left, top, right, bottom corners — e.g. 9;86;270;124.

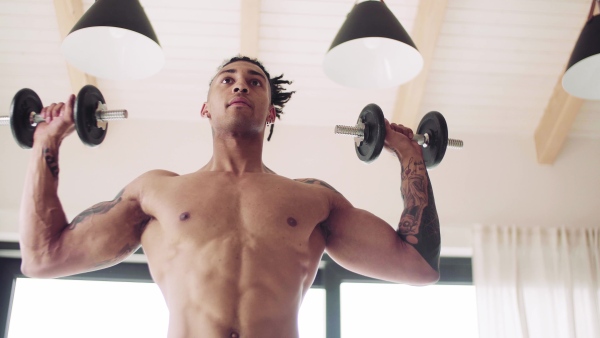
210;55;295;120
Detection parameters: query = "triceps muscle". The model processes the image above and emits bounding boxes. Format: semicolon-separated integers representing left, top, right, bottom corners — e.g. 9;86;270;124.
397;158;441;271
59;188;151;269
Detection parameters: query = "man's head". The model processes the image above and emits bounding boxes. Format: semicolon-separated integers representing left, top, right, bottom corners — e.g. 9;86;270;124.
202;56;295;140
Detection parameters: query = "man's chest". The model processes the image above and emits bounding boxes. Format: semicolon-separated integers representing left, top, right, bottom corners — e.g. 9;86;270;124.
144;175;331;241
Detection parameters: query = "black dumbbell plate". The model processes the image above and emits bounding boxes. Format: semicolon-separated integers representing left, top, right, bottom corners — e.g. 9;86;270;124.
10;88;43;149
75;85;107;147
355;103;386;163
417;111;448;168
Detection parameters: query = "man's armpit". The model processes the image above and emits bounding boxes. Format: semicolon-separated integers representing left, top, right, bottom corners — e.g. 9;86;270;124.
319;221;332;243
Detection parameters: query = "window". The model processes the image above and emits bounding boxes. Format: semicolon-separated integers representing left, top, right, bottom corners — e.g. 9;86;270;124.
8;278;168;338
0;255;473;338
7;278;325;338
341;283;478;338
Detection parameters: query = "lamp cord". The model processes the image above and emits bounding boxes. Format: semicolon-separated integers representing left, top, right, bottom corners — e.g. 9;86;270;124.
588;0;597;20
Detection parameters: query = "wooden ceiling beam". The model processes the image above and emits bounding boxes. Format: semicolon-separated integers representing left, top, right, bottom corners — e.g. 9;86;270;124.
53;0;97;93
240;0;261;58
533;4;594;165
534;78;583;164
391;0;448;129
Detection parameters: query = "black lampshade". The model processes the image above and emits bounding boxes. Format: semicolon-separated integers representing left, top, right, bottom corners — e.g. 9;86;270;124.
61;0;164;80
563;15;600;100
323;1;423;89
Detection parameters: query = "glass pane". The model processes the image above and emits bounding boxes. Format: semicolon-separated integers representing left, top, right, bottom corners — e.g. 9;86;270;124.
299;288;326;338
8;278;169;338
341;283;478;338
8;278;325;338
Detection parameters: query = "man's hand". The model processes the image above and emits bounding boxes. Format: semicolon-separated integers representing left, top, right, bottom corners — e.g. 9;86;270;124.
383;119;423;161
34;94;76;145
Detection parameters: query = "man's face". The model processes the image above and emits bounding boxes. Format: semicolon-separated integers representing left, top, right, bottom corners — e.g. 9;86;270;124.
201;61;275;134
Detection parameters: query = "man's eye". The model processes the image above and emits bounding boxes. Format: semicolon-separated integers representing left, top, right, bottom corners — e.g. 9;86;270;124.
250;80;261;86
222;78;233;84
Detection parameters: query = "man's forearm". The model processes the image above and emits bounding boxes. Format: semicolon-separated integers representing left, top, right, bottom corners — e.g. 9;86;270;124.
19;139;69;264
396;156;441;272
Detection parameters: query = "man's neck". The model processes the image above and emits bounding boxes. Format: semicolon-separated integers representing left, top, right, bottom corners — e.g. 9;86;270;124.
204;132;268;174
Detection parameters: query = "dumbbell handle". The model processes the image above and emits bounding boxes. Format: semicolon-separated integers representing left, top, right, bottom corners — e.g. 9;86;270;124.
0;109;128;126
334;124;464;148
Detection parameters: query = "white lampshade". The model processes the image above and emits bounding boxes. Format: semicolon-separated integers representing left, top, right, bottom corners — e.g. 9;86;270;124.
324;1;423;89
562;15;600;100
61;0;164;80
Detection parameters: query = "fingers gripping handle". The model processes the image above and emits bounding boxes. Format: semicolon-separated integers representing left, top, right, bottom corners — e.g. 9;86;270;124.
335;104;463;167
335;124;463;148
1;86;128;149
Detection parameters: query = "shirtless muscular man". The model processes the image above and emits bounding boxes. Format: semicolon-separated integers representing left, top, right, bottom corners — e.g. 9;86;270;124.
19;56;441;338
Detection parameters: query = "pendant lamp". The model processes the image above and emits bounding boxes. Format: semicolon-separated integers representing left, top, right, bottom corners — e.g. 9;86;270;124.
61;0;165;80
563;0;600;100
323;0;423;89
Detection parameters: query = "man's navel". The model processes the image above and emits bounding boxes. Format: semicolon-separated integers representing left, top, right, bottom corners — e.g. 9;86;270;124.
230;331;239;338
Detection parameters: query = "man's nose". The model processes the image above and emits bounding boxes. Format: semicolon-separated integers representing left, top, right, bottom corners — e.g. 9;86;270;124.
233;86;248;93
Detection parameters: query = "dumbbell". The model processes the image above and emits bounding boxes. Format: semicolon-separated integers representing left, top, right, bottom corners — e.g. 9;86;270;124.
335;103;463;168
0;85;127;149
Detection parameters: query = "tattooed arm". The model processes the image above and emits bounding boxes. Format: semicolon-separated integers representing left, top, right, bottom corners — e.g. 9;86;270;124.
19;96;152;278
396;157;440;271
303;122;440;285
19;141;152;278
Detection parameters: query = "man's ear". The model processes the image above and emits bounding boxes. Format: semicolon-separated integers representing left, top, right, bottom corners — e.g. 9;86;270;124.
267;106;276;124
201;103;211;119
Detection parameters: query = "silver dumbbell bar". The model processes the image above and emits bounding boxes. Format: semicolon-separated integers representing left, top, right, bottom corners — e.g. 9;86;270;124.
0;102;127;129
335;123;464;148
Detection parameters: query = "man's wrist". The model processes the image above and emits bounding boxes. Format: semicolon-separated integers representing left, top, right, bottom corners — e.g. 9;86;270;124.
33;135;62;151
396;148;423;163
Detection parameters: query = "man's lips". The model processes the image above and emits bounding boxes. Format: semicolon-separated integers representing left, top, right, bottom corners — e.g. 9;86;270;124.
227;97;252;107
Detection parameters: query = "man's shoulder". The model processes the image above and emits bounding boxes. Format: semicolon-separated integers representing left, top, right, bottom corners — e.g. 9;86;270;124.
127;169;179;190
143;169;180;178
294;178;341;195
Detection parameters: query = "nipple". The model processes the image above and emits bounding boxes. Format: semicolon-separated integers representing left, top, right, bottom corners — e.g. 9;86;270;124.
179;212;190;221
287;217;297;227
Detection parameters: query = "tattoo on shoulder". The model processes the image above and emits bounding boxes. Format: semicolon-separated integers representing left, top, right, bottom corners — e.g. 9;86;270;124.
67;189;125;230
296;178;340;194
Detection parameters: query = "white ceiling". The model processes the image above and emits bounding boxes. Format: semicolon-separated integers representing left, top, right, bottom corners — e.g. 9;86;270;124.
1;0;599;255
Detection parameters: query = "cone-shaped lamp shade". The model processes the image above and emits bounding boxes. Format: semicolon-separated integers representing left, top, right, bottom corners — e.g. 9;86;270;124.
61;0;164;80
323;1;423;89
563;15;600;100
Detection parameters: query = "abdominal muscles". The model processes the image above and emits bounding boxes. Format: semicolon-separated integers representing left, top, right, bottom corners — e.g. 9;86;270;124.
144;223;320;338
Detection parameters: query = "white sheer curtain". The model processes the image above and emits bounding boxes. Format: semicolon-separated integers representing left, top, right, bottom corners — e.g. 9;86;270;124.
473;225;600;338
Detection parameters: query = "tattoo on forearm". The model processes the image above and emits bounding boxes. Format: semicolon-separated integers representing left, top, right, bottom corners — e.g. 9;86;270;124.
67;189;124;230
397;158;440;271
296;178;340;194
43;147;59;178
